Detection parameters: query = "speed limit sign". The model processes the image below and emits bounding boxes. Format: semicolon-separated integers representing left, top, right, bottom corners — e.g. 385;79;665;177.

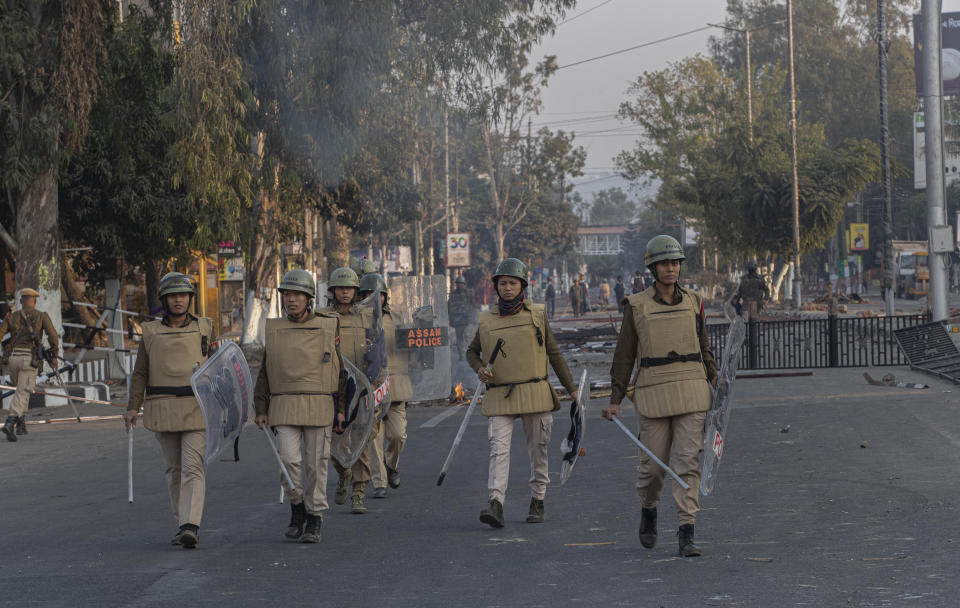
446;232;471;267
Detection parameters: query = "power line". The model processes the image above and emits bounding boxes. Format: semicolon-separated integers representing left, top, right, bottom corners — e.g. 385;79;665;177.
556;25;714;71
558;0;617;26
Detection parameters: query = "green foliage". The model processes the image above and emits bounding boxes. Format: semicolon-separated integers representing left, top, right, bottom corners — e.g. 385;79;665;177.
60;2;192;280
166;0;255;250
587;188;637;225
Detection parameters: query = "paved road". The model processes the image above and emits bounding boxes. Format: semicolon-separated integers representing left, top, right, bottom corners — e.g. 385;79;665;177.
1;366;958;607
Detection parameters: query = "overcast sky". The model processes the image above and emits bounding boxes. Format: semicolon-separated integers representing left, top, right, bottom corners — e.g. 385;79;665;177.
532;0;729;196
534;0;953;203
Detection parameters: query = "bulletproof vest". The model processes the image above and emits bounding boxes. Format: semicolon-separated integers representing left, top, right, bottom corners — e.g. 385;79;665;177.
321;305;371;367
629;289;706;389
141;317;214;392
383;309;413;401
477;304;548;385
264;313;340;395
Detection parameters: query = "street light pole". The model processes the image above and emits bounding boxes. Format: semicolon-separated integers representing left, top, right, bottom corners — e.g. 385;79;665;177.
787;0;802;308
745;28;753;140
921;0;949;320
877;0;895;315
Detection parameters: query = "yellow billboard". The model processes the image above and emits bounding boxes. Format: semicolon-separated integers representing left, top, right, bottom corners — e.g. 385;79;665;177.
849;223;869;251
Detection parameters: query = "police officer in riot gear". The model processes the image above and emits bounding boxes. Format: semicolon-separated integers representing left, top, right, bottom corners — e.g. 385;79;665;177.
467;258;578;528
0;288;59;441
254;269;346;543
732;260;770;317
603;235;717;557
359;273;411;498
125;272;216;548
322;266;376;514
447;276;473;360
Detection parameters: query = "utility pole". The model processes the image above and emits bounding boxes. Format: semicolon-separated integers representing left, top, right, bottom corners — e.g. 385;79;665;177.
444;105;451;286
745;28;753;140
877;0;895;315
921;0;949;320
787;0;802;308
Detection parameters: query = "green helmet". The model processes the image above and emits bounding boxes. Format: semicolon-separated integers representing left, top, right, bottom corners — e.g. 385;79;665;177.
327;266;360;292
358;272;387;295
492;258;528;287
455;276;466;285
158;272;195;298
279;269;316;299
644;235;685;267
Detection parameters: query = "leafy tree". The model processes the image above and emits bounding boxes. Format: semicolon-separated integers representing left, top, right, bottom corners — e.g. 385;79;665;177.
588;188;637;225
0;0;110;326
60;1;189;307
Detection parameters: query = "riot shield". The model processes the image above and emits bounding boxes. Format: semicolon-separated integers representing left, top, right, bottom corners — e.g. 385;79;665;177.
700;303;746;496
331;292;390;468
191;342;254;467
387;275;453;402
560;368;589;486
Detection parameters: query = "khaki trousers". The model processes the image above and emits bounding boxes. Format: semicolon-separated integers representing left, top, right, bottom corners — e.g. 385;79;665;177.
333;429;372;496
7;352;36;417
487;411;552;504
634;409;706;525
371;401;407;489
276;425;332;515
155;430;206;527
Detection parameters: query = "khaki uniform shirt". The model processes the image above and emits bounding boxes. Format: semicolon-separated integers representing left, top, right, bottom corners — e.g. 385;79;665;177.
0;306;59;357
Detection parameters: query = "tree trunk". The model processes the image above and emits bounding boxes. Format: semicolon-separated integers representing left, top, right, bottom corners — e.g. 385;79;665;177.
481;122;506;262
771;261;792;303
15;168;62;342
144;261;161;313
241;185;281;356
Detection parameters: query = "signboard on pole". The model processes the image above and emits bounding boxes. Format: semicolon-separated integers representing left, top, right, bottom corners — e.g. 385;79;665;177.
446;233;471;267
913;13;960;97
849;223;869;252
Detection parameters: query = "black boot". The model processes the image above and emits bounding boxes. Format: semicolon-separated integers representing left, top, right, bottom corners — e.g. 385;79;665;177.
479;499;504;528
525;498;545;523
301;514;322;544
639;507;657;548
677;524;701;557
2;416;17;442
178;524;199;549
285;501;307;540
386;465;400;489
15;416;26;435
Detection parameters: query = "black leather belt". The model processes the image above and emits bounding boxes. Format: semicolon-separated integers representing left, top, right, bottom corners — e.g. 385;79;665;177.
640;351;702;368
488;376;548;398
146;386;194;397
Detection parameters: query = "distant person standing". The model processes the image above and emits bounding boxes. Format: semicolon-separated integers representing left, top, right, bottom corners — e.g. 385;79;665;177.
577;275;590;315
569;279;582;317
600;279;611;310
732;260;770;317
545;277;556;319
632;270;644;294
614;276;626;314
448;276;474;361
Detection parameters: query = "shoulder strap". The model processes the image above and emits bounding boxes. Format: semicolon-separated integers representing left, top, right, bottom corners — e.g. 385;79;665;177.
20;310;43;345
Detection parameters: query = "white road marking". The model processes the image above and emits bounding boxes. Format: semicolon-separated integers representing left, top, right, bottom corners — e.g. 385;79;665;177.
420;407;462;428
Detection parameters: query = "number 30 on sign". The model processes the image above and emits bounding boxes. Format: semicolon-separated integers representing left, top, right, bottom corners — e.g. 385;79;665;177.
446;232;471;267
